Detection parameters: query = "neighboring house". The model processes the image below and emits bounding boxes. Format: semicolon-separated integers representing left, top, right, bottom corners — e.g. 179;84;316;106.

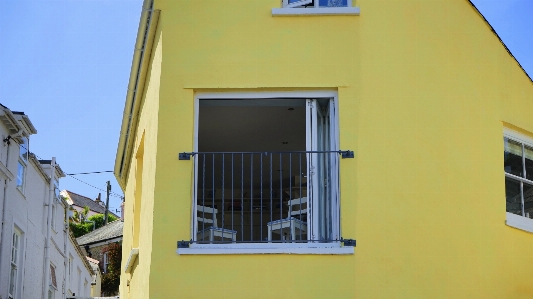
0;104;94;299
77;219;123;274
85;257;102;297
114;0;533;298
61;190;119;221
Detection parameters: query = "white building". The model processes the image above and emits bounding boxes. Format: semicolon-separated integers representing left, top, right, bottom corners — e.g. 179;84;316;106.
0;104;95;299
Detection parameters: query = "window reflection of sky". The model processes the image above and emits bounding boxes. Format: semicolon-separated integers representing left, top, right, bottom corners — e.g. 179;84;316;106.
287;0;349;7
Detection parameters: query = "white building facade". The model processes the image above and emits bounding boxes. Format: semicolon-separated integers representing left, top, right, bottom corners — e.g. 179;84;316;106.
0;104;94;299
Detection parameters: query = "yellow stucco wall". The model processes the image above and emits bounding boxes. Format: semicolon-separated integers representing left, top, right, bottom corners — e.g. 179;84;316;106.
117;0;533;298
119;26;162;299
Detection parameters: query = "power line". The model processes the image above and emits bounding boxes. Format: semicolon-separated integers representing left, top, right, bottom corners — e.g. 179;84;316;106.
67;171;114;175
16;143;124;199
65;174;124;199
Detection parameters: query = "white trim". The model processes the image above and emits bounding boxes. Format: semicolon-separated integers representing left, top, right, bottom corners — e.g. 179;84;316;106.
124;248;139;273
177;243;354;255
503;128;533;145
195;91;338;100
272;7;360;16
0;160;14;181
506;212;533;234
191;90;340;242
80;236;123;248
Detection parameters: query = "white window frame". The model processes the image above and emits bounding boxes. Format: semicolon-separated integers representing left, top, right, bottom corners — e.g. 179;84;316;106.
504;128;533;233
273;0;359;16
8;228;23;299
178;91;353;255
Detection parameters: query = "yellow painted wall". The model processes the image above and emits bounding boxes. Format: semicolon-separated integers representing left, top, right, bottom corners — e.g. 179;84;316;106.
118;0;533;298
119;26;162;299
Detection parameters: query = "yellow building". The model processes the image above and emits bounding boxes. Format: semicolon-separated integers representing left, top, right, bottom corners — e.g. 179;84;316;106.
114;0;533;298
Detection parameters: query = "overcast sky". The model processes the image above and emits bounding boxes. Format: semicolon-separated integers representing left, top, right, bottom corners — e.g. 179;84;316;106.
0;0;531;213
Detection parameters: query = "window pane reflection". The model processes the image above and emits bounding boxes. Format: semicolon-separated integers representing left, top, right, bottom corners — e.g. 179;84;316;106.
524;182;533;219
504;137;523;177
525;145;533;181
318;0;348;7
505;177;522;216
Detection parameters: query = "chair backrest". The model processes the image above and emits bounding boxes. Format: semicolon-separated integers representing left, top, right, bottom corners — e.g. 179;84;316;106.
197;205;218;227
287;197;307;218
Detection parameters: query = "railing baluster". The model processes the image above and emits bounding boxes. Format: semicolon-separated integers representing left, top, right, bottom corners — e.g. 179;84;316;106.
241;153;244;242
250;153;253;241
212;154;215;244
221;154;225;241
270;153;273;243
279;152;283;242
289;153;292;241
190;150;346;244
202;154;206;242
299;152;302;241
231;153;234;237
260;153;263;242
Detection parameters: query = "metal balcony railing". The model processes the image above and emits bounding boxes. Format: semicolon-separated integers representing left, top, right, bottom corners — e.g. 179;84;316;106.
178;151;355;246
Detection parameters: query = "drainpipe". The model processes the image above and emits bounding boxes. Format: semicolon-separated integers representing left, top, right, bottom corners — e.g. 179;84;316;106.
42;157;56;299
0;134;11;242
62;200;69;299
0;130;21;298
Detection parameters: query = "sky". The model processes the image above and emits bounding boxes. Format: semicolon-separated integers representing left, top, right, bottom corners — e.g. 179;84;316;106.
0;0;532;214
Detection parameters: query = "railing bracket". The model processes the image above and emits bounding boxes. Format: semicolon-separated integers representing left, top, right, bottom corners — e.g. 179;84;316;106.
341;151;354;159
179;153;192;160
178;240;191;248
341;238;356;247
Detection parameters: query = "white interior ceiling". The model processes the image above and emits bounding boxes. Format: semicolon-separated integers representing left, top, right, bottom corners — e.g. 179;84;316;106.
198;100;306;152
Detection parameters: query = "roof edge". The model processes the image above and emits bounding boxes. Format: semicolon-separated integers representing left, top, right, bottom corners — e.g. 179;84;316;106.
114;0;157;191
467;0;532;84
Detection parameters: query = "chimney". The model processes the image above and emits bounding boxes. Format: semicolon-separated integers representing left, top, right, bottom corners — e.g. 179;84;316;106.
120;200;125;221
95;193;101;203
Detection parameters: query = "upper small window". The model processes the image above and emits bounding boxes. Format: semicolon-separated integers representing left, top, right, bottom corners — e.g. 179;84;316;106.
283;0;351;8
19;137;29;162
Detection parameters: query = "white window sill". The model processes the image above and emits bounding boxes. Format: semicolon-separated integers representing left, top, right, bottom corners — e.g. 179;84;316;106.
177;242;354;255
124;248;139;273
506;212;533;234
272;7;360;16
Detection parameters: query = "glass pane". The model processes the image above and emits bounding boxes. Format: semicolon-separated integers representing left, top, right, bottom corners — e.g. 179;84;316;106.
319;0;348;7
504;137;523;177
9;267;16;295
525;145;533;181
19;137;28;162
505;177;522;216
17;162;24;189
524;182;533;219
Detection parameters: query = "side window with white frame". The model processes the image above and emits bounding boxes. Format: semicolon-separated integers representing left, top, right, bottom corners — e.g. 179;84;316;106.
50;263;57;292
8;227;23;299
504;129;533;233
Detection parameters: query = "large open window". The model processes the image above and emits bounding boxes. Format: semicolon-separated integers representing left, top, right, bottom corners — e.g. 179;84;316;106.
189;93;342;245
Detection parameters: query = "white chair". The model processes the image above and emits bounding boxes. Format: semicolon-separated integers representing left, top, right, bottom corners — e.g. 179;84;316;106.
196;205;237;242
267;197;307;241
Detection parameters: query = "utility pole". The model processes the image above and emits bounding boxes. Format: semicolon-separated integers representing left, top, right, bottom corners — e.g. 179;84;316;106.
104;181;111;225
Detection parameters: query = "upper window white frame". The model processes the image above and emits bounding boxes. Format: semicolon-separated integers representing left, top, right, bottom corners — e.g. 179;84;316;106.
504;128;533;233
179;91;353;255
273;0;359;16
8;227;23;299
